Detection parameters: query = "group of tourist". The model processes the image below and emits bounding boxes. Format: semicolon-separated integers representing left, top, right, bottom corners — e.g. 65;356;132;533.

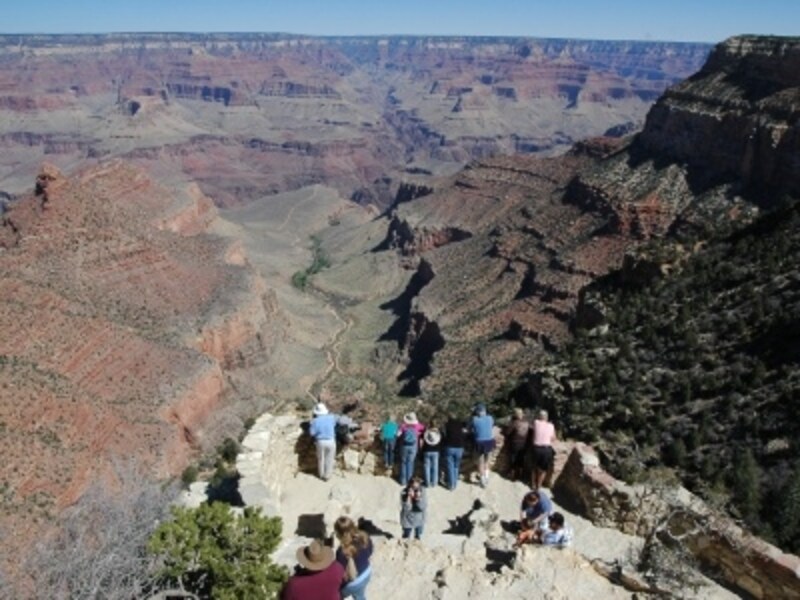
296;402;570;598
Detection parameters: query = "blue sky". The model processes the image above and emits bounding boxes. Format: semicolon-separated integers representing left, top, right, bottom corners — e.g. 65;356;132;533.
2;0;798;43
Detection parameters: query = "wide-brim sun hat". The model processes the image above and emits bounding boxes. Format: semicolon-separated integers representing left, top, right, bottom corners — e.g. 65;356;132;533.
424;428;441;445
403;412;418;425
296;539;335;571
313;402;329;416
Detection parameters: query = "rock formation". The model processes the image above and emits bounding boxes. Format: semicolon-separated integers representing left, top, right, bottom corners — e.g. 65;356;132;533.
0;33;709;207
0;161;282;567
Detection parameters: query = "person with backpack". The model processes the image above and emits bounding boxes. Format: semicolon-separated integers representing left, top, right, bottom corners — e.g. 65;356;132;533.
397;412;424;486
442;416;467;490
422;423;442;488
335;413;358;447
379;414;399;471
334;516;373;600
309;402;337;481
470;403;495;487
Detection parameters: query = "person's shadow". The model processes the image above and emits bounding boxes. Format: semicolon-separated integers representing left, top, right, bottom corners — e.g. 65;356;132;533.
358;517;394;540
442;499;483;536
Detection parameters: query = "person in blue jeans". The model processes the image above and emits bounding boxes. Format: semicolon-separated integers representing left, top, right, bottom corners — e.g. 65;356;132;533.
442;416;466;490
380;414;399;471
422;425;442;487
334;516;373;600
398;412;423;486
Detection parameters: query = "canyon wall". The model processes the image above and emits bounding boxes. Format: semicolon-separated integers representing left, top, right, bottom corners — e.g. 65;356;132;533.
0;33;709;207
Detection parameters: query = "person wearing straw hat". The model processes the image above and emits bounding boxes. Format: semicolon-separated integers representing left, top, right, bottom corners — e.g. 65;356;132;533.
282;538;345;600
309;402;337;481
422;422;442;488
397;411;424;486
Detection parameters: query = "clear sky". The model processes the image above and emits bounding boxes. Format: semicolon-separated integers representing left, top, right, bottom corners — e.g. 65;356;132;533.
2;0;798;43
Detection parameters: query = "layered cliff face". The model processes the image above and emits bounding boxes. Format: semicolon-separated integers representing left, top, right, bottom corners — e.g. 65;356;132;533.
0;34;709;207
0;161;282;560
636;35;800;202
374;36;799;406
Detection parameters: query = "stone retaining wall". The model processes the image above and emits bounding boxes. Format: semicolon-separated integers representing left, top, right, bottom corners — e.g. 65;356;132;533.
553;443;800;599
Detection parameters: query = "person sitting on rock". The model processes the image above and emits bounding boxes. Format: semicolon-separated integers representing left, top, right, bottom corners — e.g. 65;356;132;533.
309;402;337;481
400;476;427;540
540;511;572;547
282;538;345;600
334;516;373;600
515;489;553;546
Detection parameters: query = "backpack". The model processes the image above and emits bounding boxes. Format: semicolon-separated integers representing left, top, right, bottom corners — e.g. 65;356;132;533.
402;427;417;445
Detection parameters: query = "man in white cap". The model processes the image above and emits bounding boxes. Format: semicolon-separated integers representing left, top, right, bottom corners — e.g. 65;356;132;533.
310;402;337;480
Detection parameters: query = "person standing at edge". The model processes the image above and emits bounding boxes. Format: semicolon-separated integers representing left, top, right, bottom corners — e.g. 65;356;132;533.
310;402;337;481
397;412;424;486
442;415;467;490
532;409;557;490
504;408;531;482
471;403;495;487
282;538;345;600
379;413;399;473
422;422;442;488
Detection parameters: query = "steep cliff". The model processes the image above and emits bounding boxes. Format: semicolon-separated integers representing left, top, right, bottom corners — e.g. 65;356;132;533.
0;161;283;562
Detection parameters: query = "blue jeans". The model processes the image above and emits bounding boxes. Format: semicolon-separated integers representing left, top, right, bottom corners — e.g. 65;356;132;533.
423;451;439;487
444;446;464;490
399;444;417;486
402;526;423;539
383;438;396;467
341;566;372;600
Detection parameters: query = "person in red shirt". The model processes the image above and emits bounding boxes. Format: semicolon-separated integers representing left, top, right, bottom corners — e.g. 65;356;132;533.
282;539;345;600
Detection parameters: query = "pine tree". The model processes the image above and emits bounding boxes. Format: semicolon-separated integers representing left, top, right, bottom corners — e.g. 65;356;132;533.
148;502;288;599
732;448;761;526
777;461;800;554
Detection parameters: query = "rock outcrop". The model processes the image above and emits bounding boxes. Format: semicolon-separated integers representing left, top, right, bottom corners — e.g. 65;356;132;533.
231;413;740;599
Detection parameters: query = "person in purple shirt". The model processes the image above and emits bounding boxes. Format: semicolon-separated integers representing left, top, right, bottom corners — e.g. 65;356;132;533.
282;539;345;600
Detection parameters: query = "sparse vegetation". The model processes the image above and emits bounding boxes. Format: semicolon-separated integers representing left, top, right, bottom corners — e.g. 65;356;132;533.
291;235;331;291
536;198;800;551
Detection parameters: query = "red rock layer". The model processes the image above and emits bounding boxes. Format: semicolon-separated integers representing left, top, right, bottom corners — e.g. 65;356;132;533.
0;161;279;560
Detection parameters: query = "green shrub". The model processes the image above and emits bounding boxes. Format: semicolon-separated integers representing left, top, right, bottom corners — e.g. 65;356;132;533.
148;502;288;599
180;465;199;488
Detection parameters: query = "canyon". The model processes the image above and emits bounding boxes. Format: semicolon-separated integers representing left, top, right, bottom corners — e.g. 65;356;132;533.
1;31;799;596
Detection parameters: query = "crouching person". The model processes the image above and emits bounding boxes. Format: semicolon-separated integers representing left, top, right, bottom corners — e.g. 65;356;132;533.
515;489;553;546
